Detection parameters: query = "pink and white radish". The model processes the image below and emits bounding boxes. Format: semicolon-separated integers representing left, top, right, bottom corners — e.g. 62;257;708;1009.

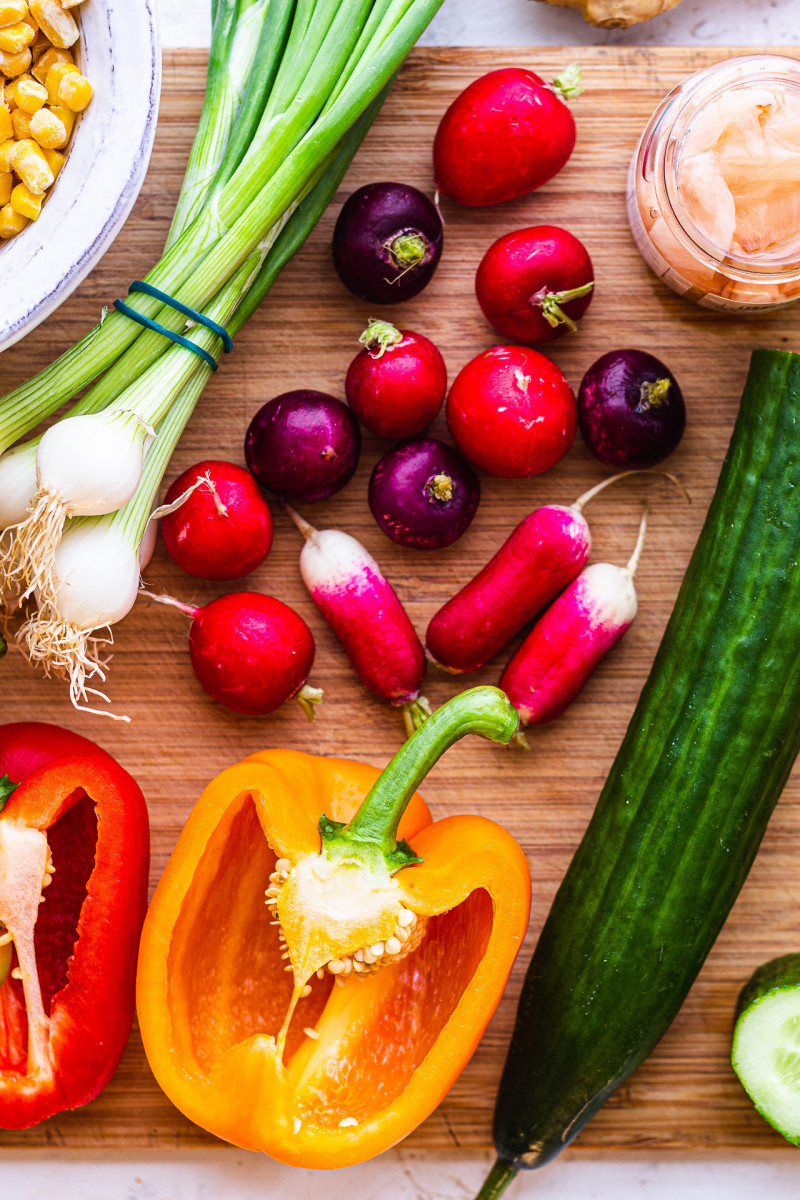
500;507;648;729
286;507;430;735
143;590;321;719
426;472;646;675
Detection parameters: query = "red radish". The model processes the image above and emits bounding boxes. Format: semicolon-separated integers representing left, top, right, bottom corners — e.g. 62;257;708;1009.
345;319;447;440
476;226;594;346
446;345;576;478
161;460;273;581
425;474;630;674
286;507;430;735
143;590;321;718
433;65;582;208
500;508;648;730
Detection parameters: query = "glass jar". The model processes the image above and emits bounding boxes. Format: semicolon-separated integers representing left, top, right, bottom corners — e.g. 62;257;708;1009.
627;54;800;312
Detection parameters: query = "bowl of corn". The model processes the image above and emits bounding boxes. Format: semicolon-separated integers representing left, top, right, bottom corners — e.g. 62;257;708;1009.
0;0;160;352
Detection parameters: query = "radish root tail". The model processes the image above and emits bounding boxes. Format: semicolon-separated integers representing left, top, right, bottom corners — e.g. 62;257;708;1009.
572;468;690;514
626;506;649;577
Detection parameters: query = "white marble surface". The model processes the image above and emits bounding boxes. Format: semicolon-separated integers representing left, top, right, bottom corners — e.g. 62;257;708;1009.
158;0;798;47
6;1149;800;1199
9;1;799;1197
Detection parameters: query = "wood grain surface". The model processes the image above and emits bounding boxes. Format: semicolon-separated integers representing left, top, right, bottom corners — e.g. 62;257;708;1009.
2;45;800;1156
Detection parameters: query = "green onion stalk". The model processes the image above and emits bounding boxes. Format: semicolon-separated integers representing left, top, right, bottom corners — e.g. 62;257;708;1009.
14;92;389;716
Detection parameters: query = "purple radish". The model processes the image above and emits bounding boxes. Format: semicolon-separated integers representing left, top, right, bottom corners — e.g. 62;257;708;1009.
578;349;686;467
500;507;648;730
244;390;361;504
368;438;480;550
332;182;444;305
286;507;431;735
426;471;661;674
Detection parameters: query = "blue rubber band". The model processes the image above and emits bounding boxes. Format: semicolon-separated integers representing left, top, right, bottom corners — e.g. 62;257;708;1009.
113;300;221;371
128;281;234;353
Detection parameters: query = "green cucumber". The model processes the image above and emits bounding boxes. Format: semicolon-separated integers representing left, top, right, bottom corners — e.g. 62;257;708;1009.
477;349;800;1199
732;954;800;1144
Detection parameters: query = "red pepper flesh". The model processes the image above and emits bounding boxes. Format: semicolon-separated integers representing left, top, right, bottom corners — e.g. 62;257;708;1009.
0;723;149;1129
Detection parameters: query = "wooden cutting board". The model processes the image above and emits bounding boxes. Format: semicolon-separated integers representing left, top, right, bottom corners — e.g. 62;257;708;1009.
2;45;799;1156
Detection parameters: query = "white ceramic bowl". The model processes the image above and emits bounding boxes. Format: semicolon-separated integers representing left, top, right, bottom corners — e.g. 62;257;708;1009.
0;0;161;352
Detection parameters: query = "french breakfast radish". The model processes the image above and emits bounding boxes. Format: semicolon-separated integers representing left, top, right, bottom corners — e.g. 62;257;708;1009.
425;474;636;674
144;591;321;719
447;345;576;478
161;460;274;581
433;66;582;208
475;225;594;346
286;507;431;735
500;508;648;728
345;320;447;439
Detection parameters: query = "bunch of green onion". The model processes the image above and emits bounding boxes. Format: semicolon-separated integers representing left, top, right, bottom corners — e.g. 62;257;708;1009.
0;0;443;718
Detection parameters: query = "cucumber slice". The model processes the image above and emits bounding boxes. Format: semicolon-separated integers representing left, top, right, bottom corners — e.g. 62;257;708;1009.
732;953;800;1144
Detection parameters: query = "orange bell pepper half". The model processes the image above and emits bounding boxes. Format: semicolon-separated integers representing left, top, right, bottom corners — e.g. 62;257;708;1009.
137;687;531;1168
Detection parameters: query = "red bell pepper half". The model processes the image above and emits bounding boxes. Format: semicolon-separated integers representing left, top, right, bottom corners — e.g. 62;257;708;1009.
0;722;149;1129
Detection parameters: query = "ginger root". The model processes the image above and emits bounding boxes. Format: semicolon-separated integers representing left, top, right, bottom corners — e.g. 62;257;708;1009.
537;0;684;28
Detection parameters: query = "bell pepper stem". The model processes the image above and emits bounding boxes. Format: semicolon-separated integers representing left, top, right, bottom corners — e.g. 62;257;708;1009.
326;687;519;873
474;1159;519;1200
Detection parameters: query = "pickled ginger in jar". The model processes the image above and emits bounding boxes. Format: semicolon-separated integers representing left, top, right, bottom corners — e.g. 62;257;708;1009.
627;55;800;312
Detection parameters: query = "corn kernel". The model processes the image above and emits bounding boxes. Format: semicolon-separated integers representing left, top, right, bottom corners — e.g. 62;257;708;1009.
31;43;68;82
0;45;31;76
31;32;51;60
10;136;52;191
0;135;14;170
53;64;88;111
28;0;77;49
41;143;61;176
49;98;70;136
0;103;9;139
0;170;10;204
43;56;74;102
29;102;63;147
6;72;44;111
0;200;27;238
32;31;52;59
10;179;40;218
0;2;28;29
0;19;33;52
10;104;30;136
